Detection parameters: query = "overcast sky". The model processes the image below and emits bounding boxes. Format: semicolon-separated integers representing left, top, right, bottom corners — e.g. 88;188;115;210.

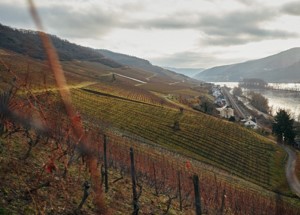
0;0;300;68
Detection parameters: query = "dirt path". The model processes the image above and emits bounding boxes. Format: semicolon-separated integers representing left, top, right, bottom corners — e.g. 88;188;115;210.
29;81;96;94
146;73;157;81
115;73;147;84
264;139;300;197
282;145;300;197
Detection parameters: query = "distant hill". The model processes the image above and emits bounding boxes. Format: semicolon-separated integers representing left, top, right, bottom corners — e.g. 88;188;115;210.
0;23;122;68
163;67;204;78
195;48;300;83
0;23;194;80
98;49;180;78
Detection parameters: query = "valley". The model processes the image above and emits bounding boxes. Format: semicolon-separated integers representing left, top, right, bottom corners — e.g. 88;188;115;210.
0;22;300;215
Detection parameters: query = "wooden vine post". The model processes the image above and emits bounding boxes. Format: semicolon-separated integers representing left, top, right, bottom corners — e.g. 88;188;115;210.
130;147;139;215
103;134;108;193
193;174;202;215
178;171;183;211
219;189;226;215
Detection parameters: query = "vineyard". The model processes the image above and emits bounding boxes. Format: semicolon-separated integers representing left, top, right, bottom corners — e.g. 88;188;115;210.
81;81;176;108
99;131;300;214
1;102;300;214
1;45;300;214
70;88;288;191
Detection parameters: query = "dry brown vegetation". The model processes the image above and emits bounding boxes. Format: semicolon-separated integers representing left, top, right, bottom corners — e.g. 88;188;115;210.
1;5;300;213
1;49;300;214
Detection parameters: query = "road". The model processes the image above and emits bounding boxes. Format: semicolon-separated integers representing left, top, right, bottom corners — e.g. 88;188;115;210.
146;73;157;81
222;87;300;197
237;96;271;119
222;87;246;119
281;145;300;197
168;80;185;85
29;81;97;94
115;73;147;84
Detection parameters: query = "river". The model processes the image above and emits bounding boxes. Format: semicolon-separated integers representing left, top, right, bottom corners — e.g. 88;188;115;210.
212;82;300;121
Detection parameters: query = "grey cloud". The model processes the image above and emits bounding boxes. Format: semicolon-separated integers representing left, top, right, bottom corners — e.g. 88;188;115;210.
199;10;297;46
0;1;121;39
0;1;297;47
0;4;33;27
40;6;119;38
145;18;192;29
203;30;296;46
200;10;276;29
149;51;231;68
204;0;255;5
125;8;278;31
282;1;300;16
123;9;297;46
235;0;255;5
41;2;145;38
119;2;145;12
121;12;198;29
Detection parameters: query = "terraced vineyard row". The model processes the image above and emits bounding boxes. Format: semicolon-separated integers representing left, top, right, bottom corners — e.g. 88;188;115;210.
83;81;176;107
96;132;300;214
71;89;285;189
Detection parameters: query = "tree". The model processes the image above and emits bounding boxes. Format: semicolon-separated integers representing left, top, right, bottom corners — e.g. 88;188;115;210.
198;96;214;114
249;91;269;113
239;78;267;89
233;86;243;97
173;120;180;131
272;109;295;144
112;73;116;82
228;116;235;122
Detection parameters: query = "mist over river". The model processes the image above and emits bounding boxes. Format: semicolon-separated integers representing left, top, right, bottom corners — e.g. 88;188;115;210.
213;82;300;121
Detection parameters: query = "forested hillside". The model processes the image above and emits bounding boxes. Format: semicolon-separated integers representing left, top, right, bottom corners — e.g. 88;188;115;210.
0;23;122;68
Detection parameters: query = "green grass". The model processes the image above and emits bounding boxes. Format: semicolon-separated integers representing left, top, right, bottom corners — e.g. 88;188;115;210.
270;149;291;194
71;88;288;192
0;207;11;215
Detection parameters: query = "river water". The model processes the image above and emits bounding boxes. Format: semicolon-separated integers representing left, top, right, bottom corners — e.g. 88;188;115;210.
212;82;300;121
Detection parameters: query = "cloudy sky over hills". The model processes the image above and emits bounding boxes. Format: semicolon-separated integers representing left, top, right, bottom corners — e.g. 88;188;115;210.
0;0;300;68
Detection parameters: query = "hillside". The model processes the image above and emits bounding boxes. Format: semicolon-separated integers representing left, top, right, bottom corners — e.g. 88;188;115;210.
0;23;193;82
0;49;291;189
0;23;122;68
1;26;300;213
195;48;300;82
98;49;190;80
164;67;205;78
2;49;300;213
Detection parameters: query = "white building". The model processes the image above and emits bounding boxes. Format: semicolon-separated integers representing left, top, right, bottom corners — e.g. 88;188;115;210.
216;106;234;119
242;118;259;129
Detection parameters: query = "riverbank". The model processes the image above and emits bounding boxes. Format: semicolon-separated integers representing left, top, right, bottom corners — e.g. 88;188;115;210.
213;82;300;121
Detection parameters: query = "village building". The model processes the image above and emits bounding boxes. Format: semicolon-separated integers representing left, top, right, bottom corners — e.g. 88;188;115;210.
242;118;259;129
214;97;226;107
216;106;234;119
212;86;227;107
